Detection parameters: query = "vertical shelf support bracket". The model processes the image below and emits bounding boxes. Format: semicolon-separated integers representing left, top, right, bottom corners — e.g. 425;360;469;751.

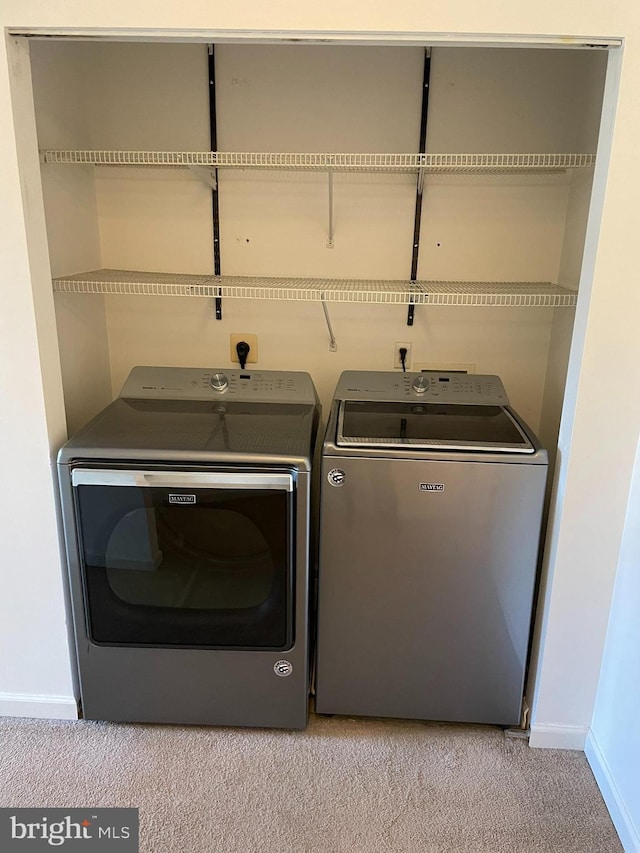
408;47;432;326
327;170;335;248
321;296;337;351
209;44;223;320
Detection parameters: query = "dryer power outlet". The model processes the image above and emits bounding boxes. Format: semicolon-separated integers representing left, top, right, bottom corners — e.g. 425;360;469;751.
230;334;258;364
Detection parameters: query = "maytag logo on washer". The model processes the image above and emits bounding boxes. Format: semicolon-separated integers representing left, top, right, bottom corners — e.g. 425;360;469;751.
168;494;197;504
274;660;293;677
327;468;346;487
419;483;445;492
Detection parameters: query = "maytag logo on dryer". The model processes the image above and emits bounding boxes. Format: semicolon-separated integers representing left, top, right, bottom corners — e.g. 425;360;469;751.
419;483;445;492
168;494;197;504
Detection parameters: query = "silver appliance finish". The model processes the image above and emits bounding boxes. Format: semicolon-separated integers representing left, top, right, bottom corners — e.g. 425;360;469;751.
58;367;319;729
315;371;548;726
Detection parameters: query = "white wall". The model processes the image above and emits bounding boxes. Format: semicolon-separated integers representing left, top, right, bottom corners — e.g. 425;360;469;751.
0;36;76;718
0;16;639;843
587;435;640;852
526;44;639;754
29;41;110;436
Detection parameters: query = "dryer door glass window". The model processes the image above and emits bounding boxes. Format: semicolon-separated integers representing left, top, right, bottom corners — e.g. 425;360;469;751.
73;469;294;649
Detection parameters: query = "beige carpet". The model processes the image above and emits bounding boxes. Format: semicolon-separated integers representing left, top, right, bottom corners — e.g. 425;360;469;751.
0;713;622;852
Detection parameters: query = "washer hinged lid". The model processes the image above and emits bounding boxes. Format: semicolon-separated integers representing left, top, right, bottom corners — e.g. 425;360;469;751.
332;370;535;453
336;400;535;452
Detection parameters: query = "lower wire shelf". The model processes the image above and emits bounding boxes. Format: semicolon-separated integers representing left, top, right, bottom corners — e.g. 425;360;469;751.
52;269;578;308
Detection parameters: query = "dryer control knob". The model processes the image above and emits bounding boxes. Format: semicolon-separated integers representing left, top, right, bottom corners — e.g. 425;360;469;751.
412;375;429;394
210;372;229;392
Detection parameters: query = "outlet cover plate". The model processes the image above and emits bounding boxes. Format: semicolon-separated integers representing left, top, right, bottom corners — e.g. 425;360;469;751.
394;341;412;370
230;333;258;364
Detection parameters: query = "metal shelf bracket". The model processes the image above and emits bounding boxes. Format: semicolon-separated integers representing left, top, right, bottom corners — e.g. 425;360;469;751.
321;295;337;351
188;164;218;190
327;170;335;248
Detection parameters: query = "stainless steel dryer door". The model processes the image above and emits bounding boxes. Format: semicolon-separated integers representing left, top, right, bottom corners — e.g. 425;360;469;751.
315;453;547;725
72;468;294;650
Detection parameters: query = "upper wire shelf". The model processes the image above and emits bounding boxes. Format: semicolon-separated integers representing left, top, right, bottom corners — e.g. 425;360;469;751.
40;150;596;173
52;269;578;308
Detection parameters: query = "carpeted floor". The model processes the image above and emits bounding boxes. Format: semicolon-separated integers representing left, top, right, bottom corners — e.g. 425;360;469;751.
0;712;622;852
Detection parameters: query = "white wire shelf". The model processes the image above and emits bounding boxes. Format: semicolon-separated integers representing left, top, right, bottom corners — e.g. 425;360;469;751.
40;150;595;173
52;269;578;308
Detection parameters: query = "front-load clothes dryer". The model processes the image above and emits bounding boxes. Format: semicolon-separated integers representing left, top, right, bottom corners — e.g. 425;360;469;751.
57;366;320;729
314;370;548;726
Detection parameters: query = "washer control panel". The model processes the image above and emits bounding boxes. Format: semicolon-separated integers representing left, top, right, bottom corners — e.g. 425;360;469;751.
119;366;318;404
334;370;509;405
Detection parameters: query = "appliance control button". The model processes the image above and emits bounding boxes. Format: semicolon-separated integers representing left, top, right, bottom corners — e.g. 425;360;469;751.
412;375;429;394
209;372;229;392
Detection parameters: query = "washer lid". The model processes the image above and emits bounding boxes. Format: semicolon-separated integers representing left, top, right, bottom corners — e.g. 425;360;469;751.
336;400;535;453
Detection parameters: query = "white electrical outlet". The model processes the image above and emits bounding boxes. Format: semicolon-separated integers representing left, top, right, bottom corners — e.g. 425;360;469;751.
230;333;258;364
394;342;412;370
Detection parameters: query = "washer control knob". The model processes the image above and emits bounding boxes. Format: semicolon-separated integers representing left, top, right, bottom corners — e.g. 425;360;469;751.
209;372;229;392
412;375;430;394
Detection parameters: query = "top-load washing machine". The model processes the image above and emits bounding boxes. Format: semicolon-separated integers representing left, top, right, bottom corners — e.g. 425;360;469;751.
57;366;320;729
314;370;548;726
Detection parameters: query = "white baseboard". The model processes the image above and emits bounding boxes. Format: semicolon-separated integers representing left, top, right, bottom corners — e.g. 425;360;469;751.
586;730;640;853
0;692;78;721
529;722;588;750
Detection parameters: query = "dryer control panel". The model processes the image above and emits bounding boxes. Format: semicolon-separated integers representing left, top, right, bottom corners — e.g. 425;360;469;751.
119;366;318;404
334;371;509;405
